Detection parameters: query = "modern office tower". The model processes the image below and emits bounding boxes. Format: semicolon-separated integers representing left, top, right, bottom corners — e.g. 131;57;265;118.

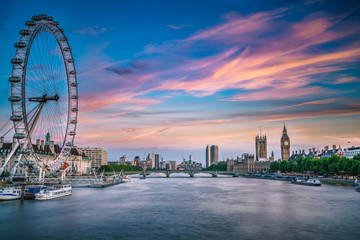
146;153;153;168
189;155;193;164
79;147;108;170
255;128;267;161
154;154;160;169
210;145;219;164
205;145;210;168
281;123;291;161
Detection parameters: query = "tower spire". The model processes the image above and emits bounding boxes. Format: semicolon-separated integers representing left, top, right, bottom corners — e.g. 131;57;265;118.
260;126;262;137
283;122;287;132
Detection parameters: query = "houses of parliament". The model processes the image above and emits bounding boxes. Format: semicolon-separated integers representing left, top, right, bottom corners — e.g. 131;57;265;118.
227;124;291;172
255;124;290;161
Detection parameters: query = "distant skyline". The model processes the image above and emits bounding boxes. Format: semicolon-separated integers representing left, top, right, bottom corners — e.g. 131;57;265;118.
0;0;359;164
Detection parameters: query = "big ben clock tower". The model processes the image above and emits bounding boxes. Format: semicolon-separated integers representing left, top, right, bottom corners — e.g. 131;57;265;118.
281;123;290;161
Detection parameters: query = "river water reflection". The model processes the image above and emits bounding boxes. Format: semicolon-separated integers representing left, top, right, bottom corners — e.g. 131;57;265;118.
0;174;359;240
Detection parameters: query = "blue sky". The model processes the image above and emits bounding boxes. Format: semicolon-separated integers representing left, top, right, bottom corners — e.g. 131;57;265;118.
1;0;360;163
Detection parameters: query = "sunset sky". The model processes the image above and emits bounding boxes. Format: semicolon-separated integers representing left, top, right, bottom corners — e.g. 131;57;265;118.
0;0;359;163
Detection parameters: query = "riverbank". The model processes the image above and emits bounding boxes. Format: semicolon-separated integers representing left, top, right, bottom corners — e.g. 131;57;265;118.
320;178;356;187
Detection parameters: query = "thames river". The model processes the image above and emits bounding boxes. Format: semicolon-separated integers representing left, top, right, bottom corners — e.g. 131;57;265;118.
0;174;359;240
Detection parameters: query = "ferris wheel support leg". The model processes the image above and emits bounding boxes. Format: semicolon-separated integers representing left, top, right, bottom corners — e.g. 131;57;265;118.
9;153;23;177
0;141;20;176
61;171;66;182
39;167;43;183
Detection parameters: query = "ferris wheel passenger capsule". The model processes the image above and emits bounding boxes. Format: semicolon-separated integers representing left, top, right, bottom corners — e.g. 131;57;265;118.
11;58;23;64
71;95;78;99
68;131;76;136
9;96;21;102
20;29;31;35
25;20;36;26
45;16;54;21
71;107;78;112
66;59;74;63
63;47;70;52
59;36;68;41
65;142;73;147
70;82;77;87
9;76;21;83
32;15;42;21
52;21;59;25
70;119;77;124
39;14;48;20
69;70;76;75
15;42;26;48
14;133;25;139
10;115;23;121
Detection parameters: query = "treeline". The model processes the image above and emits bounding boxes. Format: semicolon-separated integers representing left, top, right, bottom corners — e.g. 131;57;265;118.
99;164;142;172
269;154;360;176
203;161;227;171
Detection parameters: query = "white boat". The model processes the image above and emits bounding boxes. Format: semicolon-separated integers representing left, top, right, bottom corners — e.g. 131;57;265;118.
0;185;22;201
88;173;125;188
306;178;322;186
35;184;72;200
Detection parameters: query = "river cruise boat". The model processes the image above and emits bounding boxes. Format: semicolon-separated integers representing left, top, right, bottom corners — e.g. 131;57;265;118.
35;184;72;200
291;177;322;186
88;174;125;188
0;185;22;200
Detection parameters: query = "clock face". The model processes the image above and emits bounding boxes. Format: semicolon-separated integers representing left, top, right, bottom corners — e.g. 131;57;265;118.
284;141;289;146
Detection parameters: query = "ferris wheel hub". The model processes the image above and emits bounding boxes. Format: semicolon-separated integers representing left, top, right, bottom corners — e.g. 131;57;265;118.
28;94;59;102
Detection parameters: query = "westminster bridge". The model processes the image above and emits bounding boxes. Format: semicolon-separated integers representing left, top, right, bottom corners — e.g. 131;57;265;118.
11;171;247;184
110;170;247;178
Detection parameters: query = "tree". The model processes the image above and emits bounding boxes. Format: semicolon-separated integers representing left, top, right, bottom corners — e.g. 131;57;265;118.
270;161;279;173
286;161;295;173
204;162;227;171
280;160;287;173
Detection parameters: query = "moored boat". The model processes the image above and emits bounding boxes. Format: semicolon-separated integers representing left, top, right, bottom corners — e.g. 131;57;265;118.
88;175;125;188
35;184;72;200
24;185;47;200
0;185;22;201
291;177;321;186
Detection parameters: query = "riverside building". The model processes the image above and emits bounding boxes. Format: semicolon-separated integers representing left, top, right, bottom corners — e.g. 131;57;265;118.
78;147;108;171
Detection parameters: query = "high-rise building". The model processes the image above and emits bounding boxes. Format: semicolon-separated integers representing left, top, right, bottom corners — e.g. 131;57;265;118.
205;145;210;168
189;155;193;164
118;155;126;164
79;147;108;170
154;154;160;169
281;123;291;161
210;145;219;164
255;128;267;160
169;160;177;170
134;156;141;167
146;153;153;168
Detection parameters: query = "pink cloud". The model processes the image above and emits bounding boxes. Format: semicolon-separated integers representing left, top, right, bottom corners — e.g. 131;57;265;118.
334;76;359;84
166;25;181;30
226;86;324;101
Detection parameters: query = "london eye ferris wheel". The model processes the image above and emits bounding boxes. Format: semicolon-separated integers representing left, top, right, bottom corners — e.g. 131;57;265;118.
0;14;78;177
